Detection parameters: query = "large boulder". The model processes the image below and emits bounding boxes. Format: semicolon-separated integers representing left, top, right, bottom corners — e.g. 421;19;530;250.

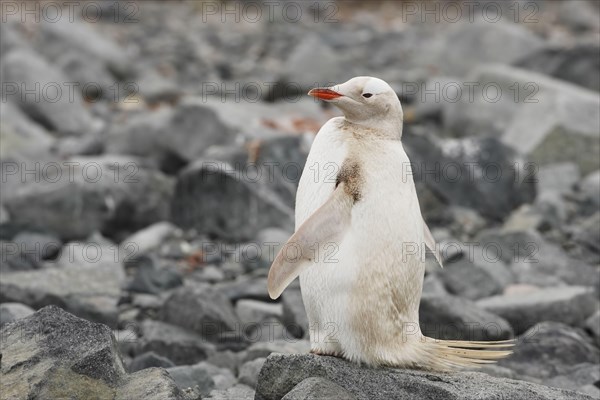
255;354;594;400
2;156;174;241
1;50;101;136
404;130;535;220
135;319;217;366
367;19;543;77
443;65;600;174
160;284;240;343
476;229;600;288
0;306;184;400
516;43;600;92
477;286;598;335
170;160;294;242
498;322;600;380
106;101;235;172
419;293;513;341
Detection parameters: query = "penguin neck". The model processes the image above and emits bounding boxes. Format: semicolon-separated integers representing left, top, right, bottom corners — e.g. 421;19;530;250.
341;115;403;140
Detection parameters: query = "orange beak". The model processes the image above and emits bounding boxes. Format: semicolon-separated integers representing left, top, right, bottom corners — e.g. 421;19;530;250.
308;88;343;101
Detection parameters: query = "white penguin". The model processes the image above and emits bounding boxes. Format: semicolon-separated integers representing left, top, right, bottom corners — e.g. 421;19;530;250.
267;76;513;370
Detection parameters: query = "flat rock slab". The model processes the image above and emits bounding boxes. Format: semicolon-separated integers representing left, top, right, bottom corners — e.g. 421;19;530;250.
255;354;594;400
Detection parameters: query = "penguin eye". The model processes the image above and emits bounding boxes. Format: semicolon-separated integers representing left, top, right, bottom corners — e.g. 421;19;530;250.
362;93;373;98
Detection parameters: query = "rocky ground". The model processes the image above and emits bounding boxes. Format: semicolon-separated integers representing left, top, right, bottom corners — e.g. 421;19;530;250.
1;1;599;399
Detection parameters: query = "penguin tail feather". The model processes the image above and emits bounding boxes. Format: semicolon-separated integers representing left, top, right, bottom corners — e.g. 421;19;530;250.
421;336;515;371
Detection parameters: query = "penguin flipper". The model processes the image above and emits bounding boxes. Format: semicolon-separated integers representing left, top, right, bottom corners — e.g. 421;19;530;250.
422;218;443;268
267;183;353;299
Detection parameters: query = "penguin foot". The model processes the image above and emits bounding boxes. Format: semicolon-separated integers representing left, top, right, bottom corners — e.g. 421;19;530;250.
310;349;343;358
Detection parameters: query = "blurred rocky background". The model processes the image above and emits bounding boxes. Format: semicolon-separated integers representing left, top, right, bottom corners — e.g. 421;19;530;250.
0;0;599;399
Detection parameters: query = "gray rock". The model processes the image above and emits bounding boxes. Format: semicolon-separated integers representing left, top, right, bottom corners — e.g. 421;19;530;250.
171;160;294;242
136;67;181;104
244;340;310;363
419;293;513;341
205;384;255;400
2;156;174;241
580;170;600;209
128;255;183;295
282;377;357;400
116;368;186;400
498;322;600;380
557;1;600;32
0;241;43;273
105;108;176;172
536;162;580;195
443;206;487;237
33;19;132;78
202;134;308;207
206;350;245;374
128;351;176;373
436;255;504;300
404;131;535;220
280;34;346;95
106;102;234;170
160;284;240;342
0;306;184;400
445;64;600;174
167;361;236;395
12;231;61;260
131;293;165;311
255;353;593;400
516;43;600;92
573;212;600;258
121;222;180;256
369;19;543;78
216;277;271;303
137;319;217;365
1;50;100;136
477;286;598;335
543;363;600;396
281;286;309;338
584;310;600;347
0;101;54;161
0;302;34;327
477;229;600;288
0;20;27;56
238;358;266;388
477;365;520;380
235;300;282;327
165;100;235;163
245;228;293;270
191;265;226;284
0;257;125;327
0;205;9;224
422;274;448;297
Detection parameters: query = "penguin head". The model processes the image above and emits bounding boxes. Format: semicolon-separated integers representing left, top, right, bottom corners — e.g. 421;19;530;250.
308;76;403;135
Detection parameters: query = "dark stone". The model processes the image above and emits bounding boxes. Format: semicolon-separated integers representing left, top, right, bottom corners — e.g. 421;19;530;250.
136;319;216;366
516;44;600;92
419;293;513;341
477;286;598;335
404;132;535;220
170;160;294;242
498;322;600;380
160;284;240;343
128;351;176;373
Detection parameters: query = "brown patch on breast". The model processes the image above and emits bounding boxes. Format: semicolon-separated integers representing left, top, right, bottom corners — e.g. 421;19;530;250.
336;159;363;202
